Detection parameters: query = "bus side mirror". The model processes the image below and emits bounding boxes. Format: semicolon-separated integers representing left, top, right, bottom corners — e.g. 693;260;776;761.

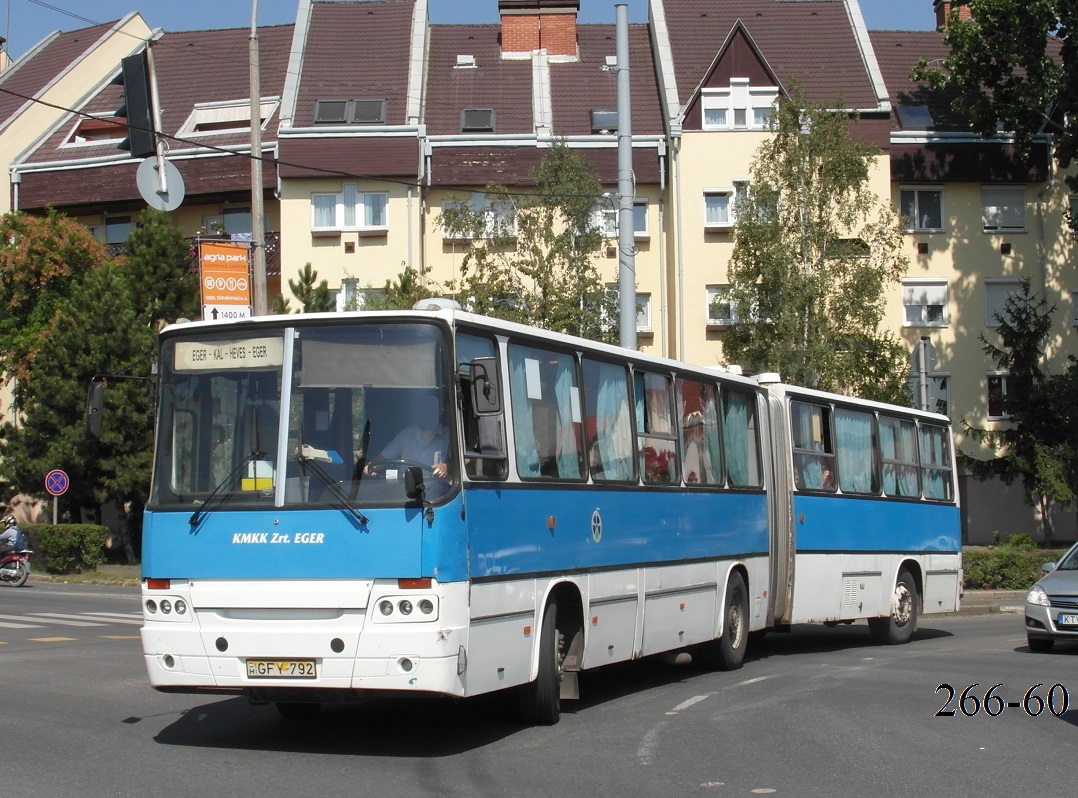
85;380;105;439
467;357;501;415
404;466;426;501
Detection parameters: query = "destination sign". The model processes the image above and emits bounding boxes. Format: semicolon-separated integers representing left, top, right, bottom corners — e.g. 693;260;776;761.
173;337;284;371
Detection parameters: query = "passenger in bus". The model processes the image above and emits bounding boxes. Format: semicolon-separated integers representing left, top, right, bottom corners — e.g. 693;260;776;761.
365;393;449;478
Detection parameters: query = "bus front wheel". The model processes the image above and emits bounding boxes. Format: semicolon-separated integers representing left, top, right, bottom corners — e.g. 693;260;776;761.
869;570;919;645
518;599;564;725
698;572;748;671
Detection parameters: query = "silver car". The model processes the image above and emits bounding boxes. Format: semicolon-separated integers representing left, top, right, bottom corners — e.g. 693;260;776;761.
1025;541;1078;652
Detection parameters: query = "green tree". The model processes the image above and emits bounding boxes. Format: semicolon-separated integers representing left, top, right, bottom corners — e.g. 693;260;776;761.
912;0;1077;192
439;141;617;342
0;261;155;560
122;208;200;328
281;262;334;313
724;86;910;403
962;279;1073;544
0;209;111;405
359;266;440;310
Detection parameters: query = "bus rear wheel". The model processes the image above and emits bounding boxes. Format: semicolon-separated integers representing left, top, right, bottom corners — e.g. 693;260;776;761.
869;570;918;645
698;572;748;671
517;599;564;725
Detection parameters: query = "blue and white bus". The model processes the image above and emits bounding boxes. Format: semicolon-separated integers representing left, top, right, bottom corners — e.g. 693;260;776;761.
140;305;961;723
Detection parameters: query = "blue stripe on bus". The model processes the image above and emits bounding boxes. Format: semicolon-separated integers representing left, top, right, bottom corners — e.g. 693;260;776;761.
462;486;769;579
792;493;960;552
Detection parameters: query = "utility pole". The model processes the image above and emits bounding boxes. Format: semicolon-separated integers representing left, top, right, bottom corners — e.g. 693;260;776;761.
250;0;268;316
615;4;636;350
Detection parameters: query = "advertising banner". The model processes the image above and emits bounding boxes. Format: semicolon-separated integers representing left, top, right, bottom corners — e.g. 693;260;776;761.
199;240;252;320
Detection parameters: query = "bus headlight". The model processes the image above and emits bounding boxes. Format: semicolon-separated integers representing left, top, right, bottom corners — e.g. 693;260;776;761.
371;595;439;623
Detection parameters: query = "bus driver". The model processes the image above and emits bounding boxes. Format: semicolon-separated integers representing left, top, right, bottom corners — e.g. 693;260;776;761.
365;393;449;478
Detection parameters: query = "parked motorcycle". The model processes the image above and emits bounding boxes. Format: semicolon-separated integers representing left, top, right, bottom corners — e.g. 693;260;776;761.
0;549;32;587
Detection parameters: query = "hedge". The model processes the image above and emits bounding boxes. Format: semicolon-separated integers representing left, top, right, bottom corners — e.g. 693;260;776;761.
962;546;1068;591
21;523;110;575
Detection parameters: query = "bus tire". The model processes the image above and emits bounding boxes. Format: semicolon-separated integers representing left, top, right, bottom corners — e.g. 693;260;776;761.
869;570;918;645
699;572;748;671
518;599;563;725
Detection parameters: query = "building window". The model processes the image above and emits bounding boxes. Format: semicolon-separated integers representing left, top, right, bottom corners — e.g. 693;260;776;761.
461;108;495;133
701;80;778;131
1068;196;1078;237
64;115;127;146
987;372;1010;419
900;187;943;231
902;279;948;327
334;280;385;311
707;284;739;326
177;98;278;136
104;215;133;244
311;185;389;233
605;285;652;332
314;99;387;125
981;185;1026;232
704;182;749;230
984;278;1022;327
440;194;516;240
596;198;648;239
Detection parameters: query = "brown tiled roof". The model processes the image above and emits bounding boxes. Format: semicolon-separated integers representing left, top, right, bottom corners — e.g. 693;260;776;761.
549;24;664;137
868;29;968;132
662;0;881;111
23;24;294;166
0;21;117;127
425;25;534;136
278;137;420;179
292;0;416;128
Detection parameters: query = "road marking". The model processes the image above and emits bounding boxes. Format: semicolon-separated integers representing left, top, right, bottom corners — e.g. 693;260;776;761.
29;637;76;642
82;612;144;625
0;615;44;628
99;635;140;640
27;613;106;627
667;694;710;714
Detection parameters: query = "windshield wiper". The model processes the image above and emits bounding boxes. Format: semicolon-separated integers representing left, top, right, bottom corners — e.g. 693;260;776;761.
189;449;264;528
297;447;370;526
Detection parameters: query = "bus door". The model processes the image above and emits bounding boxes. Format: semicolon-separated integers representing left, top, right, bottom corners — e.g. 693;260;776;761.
765;391;794;626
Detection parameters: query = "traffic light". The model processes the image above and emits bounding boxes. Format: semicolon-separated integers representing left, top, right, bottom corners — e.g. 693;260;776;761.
113;50;155;158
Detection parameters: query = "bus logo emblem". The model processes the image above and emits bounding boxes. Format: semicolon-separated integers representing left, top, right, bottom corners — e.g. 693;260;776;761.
591;509;603;543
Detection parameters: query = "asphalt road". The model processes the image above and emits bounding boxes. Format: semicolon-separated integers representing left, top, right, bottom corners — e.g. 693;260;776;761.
3;583;1073;798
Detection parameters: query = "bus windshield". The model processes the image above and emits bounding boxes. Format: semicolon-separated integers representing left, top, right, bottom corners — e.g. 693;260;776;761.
150;321;454;511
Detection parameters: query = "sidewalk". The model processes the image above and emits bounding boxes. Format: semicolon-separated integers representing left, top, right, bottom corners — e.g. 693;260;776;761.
956;590;1026;616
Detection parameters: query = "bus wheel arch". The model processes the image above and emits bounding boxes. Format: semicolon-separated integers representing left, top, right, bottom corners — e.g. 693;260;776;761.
698;566;749;671
518;582;583;725
869;564;920;645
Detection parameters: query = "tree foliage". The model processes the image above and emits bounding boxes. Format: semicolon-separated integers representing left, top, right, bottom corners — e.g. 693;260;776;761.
912;0;1077;191
439;141;617;343
122;208;200;328
358;266;439;310
962;278;1075;543
724;86;911;403
277;262;334;313
0;210;111;404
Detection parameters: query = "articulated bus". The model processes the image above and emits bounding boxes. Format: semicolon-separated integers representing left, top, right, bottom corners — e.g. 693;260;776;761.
139;305;961;723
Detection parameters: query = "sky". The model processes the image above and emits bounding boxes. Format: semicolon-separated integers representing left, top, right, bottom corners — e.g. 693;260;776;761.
2;0;936;61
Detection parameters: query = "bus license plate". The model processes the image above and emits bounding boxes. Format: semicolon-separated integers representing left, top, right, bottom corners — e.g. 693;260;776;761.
1057;614;1078;627
246;659;317;679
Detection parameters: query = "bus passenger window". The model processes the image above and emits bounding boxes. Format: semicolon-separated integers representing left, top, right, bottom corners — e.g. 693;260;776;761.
582;359;634;482
507;344;584;480
880;416;919;497
635;372;679;485
791;400;834;491
919;423;953;501
724;388;762;487
677;378;722;485
834;408;878;494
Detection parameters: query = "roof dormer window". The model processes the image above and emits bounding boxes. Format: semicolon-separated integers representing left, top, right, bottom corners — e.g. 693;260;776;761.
461;108;495;133
314;99;387;125
701;79;778;131
590;109;618;134
177;98;279;137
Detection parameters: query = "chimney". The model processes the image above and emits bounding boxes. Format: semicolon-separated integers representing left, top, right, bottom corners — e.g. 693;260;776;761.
499;0;579;57
934;0;973;29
